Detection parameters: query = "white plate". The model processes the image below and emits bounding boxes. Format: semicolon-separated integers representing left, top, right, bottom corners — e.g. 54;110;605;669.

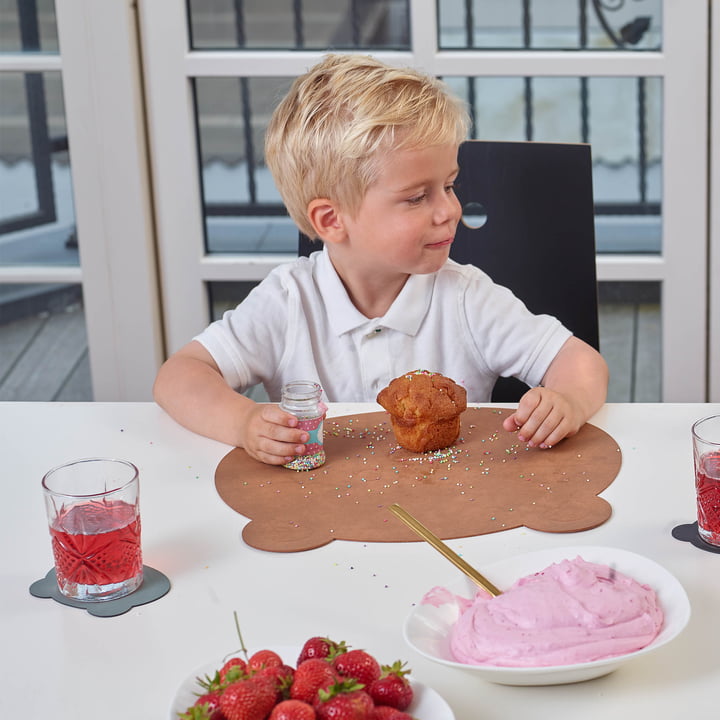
170;645;455;720
403;545;691;686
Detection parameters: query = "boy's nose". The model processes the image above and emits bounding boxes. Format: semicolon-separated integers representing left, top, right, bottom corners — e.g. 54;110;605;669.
433;193;461;225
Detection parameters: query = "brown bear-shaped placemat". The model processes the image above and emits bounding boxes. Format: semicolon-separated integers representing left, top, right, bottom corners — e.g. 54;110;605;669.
215;408;622;552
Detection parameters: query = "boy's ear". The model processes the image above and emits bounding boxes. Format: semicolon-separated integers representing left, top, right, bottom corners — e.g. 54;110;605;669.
307;198;347;243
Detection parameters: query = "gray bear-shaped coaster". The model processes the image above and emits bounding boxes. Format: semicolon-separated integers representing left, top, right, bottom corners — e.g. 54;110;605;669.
672;522;720;554
29;566;171;617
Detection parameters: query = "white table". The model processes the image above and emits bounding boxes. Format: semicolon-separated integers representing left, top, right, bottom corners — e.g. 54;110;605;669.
2;402;719;719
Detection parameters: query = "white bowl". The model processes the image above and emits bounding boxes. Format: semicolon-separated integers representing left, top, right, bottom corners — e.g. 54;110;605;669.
403;545;690;686
170;645;456;720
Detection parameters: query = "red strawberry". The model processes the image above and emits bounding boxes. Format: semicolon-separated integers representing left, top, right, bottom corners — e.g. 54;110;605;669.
256;663;295;701
315;680;374;720
332;649;381;687
179;693;227;720
367;662;413;710
219;676;277;720
370;708;415;720
195;691;223;713
248;648;284;672
269;699;318;720
297;637;347;664
220;657;248;684
257;663;294;683
290;659;338;704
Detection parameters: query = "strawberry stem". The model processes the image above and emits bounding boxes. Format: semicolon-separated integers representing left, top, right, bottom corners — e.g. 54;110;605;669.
233;611;249;661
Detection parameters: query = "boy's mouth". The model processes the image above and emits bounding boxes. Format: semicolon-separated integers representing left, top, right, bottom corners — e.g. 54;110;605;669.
426;237;453;249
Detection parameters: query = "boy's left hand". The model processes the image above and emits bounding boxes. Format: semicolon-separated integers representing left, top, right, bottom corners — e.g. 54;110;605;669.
502;336;609;448
502;386;583;449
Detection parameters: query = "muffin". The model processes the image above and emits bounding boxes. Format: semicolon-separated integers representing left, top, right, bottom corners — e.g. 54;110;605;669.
376;370;467;453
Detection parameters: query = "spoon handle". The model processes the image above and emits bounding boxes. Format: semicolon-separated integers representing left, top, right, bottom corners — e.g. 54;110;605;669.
389;503;502;596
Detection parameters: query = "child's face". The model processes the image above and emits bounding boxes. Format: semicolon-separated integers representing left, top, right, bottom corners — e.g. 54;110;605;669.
339;142;461;277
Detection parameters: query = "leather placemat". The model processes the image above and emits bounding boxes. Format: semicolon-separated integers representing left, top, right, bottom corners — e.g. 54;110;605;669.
215;408;622;552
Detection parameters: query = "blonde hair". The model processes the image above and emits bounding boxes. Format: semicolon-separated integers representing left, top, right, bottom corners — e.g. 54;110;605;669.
264;54;470;239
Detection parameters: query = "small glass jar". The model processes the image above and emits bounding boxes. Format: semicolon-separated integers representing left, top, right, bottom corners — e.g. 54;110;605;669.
280;381;327;470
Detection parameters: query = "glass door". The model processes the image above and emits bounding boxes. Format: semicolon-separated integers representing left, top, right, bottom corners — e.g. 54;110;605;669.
0;0;163;400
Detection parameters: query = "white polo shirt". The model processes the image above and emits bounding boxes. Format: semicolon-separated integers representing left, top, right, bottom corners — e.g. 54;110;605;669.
194;248;571;403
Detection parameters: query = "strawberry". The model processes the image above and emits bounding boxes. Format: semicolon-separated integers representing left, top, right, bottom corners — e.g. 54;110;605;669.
269;699;318;720
367;662;413;710
220;657;248;684
195;691;224;714
248;649;284;672
290;659;338;704
332;649;381;687
257;663;294;683
256;663;295;701
179;694;227;720
297;637;347;664
315;680;374;720
370;708;415;720
219;676;277;720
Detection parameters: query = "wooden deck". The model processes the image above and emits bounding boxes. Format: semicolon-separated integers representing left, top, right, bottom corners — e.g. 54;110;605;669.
0;299;661;403
0;302;91;401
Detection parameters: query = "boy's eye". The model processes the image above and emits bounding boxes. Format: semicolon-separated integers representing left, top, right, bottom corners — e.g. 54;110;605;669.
407;193;427;205
445;182;457;193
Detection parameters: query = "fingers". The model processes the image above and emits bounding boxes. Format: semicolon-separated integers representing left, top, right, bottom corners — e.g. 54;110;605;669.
505;388;580;449
502;388;540;438
243;405;310;465
519;408;566;449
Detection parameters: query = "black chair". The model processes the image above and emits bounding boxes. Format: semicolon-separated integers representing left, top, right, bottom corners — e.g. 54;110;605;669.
299;140;599;402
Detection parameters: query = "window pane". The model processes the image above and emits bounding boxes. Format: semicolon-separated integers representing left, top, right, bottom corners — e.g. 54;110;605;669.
197;72;661;255
195;76;296;254
438;0;662;50
447;75;662;254
0;71;76;266
599;281;661;402
0;0;59;53
0;283;91;400
207;280;268;400
188;0;410;50
208;280;259;320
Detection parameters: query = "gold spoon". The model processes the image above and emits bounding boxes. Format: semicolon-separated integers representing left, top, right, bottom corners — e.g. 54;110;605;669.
389;503;502;597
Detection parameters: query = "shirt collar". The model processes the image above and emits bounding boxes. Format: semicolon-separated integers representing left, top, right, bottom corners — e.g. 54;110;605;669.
316;247;434;337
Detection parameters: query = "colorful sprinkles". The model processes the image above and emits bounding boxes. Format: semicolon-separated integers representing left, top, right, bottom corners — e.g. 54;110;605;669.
284;449;326;471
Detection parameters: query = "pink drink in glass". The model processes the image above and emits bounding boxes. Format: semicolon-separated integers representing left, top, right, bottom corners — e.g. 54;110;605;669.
696;451;720;546
50;498;142;597
42;458;143;601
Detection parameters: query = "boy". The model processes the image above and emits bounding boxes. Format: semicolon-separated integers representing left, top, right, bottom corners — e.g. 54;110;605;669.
153;54;608;465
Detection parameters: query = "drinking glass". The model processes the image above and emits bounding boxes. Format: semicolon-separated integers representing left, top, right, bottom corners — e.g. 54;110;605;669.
691;415;720;547
42;458;143;601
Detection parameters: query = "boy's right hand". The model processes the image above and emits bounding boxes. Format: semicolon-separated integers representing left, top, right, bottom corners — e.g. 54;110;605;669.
240;404;310;466
152;340;310;465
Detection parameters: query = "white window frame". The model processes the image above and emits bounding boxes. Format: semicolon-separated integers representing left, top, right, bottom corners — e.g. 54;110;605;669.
55;0;164;400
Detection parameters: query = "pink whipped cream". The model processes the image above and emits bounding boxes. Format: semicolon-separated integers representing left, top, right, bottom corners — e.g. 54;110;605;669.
425;556;664;667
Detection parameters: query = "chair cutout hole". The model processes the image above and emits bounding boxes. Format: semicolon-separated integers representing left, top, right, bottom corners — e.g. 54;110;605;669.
462;201;488;229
